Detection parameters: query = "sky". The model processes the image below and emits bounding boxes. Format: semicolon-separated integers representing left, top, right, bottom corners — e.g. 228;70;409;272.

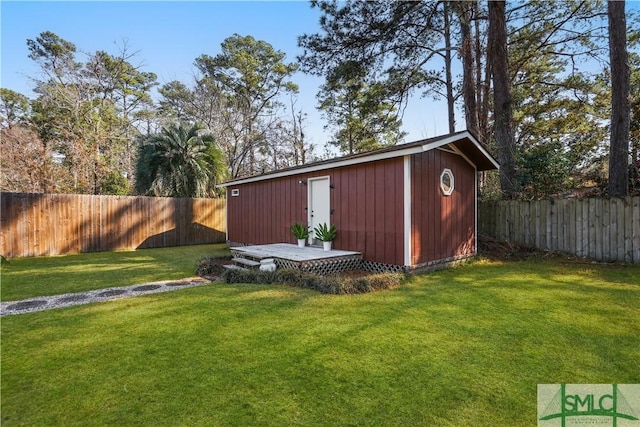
0;1;456;151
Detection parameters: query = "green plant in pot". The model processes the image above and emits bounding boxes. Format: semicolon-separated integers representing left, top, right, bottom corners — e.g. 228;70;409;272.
291;222;309;247
313;222;337;251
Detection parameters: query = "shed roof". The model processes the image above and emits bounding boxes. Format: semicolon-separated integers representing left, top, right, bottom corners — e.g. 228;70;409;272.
218;130;499;187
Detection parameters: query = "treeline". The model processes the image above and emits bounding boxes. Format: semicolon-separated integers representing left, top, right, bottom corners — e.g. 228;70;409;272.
1;33;310;197
298;0;640;199
1;1;639;200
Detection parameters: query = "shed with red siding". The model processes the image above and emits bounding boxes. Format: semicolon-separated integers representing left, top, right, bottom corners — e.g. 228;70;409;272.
219;130;499;271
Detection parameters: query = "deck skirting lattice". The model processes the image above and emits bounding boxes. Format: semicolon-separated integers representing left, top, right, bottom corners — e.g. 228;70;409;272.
297;255;363;275
361;261;407;274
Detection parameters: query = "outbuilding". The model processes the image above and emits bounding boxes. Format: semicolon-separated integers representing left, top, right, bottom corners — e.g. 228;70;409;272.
219;130;499;272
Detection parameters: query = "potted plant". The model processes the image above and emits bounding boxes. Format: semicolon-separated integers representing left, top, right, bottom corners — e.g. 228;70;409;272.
313;222;337;251
291;222;309;248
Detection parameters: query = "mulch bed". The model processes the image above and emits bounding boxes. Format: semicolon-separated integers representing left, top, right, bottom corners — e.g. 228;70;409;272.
476;233;620;266
477;232;543;261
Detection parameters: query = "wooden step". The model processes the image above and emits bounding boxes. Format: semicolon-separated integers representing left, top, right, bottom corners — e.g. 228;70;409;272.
223;264;247;271
232;257;260;268
236;251;265;261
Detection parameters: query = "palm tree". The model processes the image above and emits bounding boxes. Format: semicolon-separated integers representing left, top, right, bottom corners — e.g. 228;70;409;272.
136;123;226;197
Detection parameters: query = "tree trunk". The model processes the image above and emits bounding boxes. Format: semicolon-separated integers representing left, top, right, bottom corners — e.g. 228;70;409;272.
473;1;490;193
489;0;517;199
443;1;455;133
607;0;630;197
474;0;489;145
456;1;478;136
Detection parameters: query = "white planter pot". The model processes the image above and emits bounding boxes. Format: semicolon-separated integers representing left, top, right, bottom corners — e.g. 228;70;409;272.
323;241;332;251
297;239;306;248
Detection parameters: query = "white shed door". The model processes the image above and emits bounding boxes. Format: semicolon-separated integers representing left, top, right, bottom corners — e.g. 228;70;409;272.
308;177;331;245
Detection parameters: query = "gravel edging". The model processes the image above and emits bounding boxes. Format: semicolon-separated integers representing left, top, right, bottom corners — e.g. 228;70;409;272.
0;277;219;317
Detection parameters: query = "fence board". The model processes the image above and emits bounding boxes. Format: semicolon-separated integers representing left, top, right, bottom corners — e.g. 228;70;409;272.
603;198;611;261
575;200;584;257
1;193;227;258
524;201;530;243
589;199;600;258
615;198;625;262
634;197;640;264
560;200;567;252
540;201;547;249
568;200;576;254
625;198;634;263
550;200;558;251
612;198;620;261
479;196;640;264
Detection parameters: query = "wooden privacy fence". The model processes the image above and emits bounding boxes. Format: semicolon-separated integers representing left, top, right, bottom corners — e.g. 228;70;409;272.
479;197;640;263
1;193;226;258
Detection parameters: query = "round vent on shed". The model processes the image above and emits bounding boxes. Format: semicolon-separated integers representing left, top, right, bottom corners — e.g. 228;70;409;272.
440;168;454;196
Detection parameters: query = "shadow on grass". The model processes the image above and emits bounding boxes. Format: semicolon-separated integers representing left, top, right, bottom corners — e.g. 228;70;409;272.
0;243;230;301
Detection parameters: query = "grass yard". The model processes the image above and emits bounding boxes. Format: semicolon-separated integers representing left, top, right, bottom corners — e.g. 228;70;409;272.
1;256;639;426
0;244;229;301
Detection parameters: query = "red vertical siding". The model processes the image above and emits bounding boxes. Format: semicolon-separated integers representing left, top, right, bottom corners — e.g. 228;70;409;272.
227;149;476;267
411;149;476;265
227;158;404;265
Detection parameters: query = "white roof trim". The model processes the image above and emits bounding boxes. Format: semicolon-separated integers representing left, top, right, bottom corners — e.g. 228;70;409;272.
462;132;500;169
219;146;422;187
422;131;499;170
449;144;476;169
218;131;497;187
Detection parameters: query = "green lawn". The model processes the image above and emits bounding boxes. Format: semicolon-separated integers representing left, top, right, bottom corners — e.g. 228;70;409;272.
0;244;229;301
2;257;639;426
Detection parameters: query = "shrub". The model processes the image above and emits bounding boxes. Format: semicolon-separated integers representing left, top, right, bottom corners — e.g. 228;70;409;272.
318;277;348;294
221;267;405;295
273;269;305;285
196;256;232;278
359;273;405;291
221;268;250;284
350;277;372;294
256;271;277;284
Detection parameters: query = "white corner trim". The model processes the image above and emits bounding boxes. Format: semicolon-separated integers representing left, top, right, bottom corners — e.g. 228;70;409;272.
225;193;229;242
474;166;478;255
403;156;412;266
